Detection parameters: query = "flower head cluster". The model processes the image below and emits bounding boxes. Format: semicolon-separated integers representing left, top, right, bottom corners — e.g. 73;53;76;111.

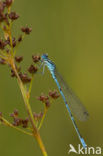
10;109;29;128
0;2;60;155
0;0;32;55
38;90;60;108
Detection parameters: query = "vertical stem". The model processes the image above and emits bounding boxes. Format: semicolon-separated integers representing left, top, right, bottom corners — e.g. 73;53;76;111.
12;62;48;156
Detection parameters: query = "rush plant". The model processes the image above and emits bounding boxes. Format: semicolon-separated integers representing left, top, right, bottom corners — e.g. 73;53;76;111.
0;1;60;156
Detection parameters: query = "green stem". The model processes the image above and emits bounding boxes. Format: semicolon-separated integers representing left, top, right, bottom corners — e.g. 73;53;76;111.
1;117;33;136
12;63;48;156
38;106;47;130
28;74;34;99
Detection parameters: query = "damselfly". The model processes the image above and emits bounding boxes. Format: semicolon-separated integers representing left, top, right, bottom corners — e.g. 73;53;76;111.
41;54;89;148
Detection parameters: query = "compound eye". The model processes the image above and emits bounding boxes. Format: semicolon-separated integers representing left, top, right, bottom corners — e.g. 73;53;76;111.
44;53;48;58
42;53;48;60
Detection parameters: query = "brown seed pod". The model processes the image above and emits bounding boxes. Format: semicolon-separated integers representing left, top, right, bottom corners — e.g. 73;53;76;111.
0;58;6;65
32;55;41;63
15;56;23;63
37;94;49;103
49;90;60;99
18;35;22;42
28;65;38;74
22;118;29;128
19;73;31;84
0;39;6;49
14;109;19;116
8;12;19;20
21;27;32;35
13;117;22;126
45;100;50;108
5;0;13;7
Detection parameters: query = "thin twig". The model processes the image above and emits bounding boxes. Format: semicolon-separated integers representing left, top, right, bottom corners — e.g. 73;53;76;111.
1;117;33;136
38;106;47;130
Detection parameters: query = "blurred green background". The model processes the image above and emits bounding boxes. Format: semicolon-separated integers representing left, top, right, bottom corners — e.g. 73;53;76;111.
0;0;103;156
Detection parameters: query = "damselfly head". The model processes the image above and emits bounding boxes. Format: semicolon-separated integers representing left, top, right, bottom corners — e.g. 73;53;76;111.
41;54;56;69
41;54;48;61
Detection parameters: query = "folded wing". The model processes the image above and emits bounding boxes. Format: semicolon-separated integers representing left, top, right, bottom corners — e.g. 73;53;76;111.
55;69;89;121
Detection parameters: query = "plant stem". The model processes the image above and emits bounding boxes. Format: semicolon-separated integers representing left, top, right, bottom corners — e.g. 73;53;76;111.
1;117;33;136
11;62;48;156
27;74;34;99
38;106;47;130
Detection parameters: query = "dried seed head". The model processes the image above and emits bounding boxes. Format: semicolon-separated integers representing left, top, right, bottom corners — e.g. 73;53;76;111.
22;118;29;128
32;55;41;63
28;65;38;74
0;2;5;13
37;93;51;108
11;69;16;77
5;0;13;7
8;12;19;20
15;56;23;63
0;1;6;23
14;109;18;116
49;90;60;99
19;73;31;84
10;110;22;126
0;39;6;49
10;113;14;117
12;40;16;47
45;100;50;108
0;58;6;65
10;109;19;118
13;117;22;126
18;35;22;42
4;13;9;25
37;94;49;103
5;37;16;47
0;12;5;22
5;37;10;45
21;26;32;34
